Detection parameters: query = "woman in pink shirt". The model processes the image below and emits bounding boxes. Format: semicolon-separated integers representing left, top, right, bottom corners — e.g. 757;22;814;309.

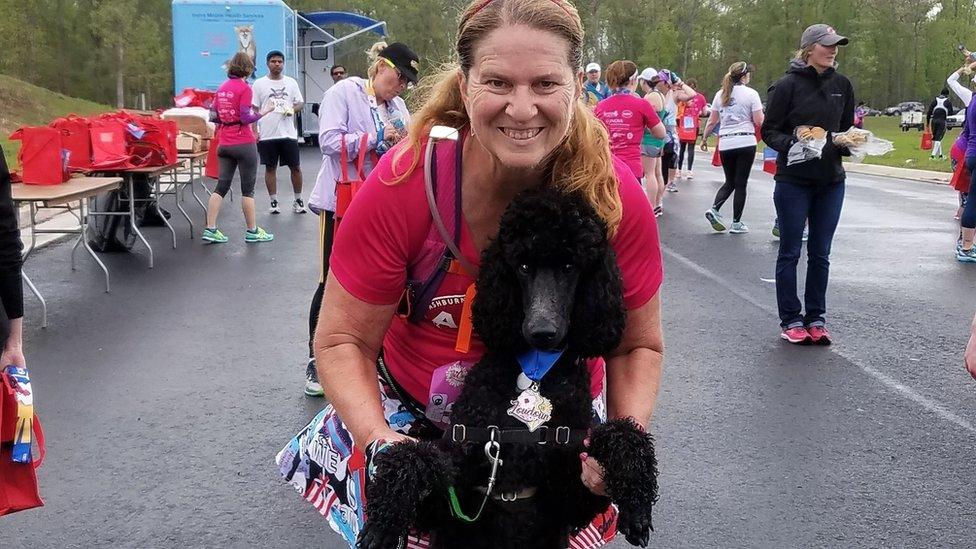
593;60;665;181
204;52;275;244
277;2;666;546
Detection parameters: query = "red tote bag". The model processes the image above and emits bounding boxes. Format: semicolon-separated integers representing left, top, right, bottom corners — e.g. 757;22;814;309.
0;366;46;517
130;117;178;167
89;115;134;170
204;131;221;180
8;126;70;185
334;134;371;234
49;114;93;171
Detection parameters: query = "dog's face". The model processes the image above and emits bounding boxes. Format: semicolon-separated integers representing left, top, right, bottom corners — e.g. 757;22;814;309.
235;25;253;49
473;187;626;357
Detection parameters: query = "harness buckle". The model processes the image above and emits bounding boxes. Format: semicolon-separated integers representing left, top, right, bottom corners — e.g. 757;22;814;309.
555;426;571;445
535;426;549;445
451;424;466;443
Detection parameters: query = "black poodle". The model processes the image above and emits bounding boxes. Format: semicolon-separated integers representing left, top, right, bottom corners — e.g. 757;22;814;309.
358;187;658;549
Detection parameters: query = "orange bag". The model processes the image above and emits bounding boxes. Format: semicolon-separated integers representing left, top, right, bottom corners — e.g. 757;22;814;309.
921;128;933;151
711;138;722;167
8;126;70;185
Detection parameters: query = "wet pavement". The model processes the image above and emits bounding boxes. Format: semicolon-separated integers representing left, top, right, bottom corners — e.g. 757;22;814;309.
3;147;975;548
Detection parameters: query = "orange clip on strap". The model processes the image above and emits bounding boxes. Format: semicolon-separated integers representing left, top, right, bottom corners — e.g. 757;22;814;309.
455;283;477;354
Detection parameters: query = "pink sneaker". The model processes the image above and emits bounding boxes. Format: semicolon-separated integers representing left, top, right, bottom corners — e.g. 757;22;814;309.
807;325;832;345
781;326;813;345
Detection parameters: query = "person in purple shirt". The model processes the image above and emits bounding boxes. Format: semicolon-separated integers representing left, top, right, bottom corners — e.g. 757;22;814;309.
957;97;976;262
302;41;419;397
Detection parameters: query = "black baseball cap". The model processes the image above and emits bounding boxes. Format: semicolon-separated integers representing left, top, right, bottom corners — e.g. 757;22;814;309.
266;50;285;62
378;42;420;84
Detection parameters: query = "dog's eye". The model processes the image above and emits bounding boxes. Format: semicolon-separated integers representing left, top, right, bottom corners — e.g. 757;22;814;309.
518;264;531;274
562;264;575;273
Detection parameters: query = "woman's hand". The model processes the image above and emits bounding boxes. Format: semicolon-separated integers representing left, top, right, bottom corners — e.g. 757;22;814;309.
364;425;414;447
383;124;403;144
699;137;709;152
1;345;25;369
259;100;276;116
580;443;608;496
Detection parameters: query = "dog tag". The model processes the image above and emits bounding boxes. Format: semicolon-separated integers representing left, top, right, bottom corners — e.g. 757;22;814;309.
507;385;553;432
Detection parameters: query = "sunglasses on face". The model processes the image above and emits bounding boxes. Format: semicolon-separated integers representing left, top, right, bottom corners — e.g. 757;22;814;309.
382;58;414;89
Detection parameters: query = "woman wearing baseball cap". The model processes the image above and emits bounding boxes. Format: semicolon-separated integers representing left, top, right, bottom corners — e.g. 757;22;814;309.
761;24;853;345
303;41;419;396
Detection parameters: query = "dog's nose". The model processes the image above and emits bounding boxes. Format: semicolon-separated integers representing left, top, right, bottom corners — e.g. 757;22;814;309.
528;328;559;349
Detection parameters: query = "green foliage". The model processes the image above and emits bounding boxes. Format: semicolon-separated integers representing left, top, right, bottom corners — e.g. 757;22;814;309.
0;0;974;112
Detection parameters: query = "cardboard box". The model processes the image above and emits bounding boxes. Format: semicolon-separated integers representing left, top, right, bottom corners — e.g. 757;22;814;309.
176;131;203;153
200;138;211;151
162;114;214;139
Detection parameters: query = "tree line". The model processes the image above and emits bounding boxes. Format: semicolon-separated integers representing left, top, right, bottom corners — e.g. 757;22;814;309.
1;0;974;110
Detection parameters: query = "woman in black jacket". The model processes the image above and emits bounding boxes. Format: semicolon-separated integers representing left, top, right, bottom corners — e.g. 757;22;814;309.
0;147;25;367
761;24;854;346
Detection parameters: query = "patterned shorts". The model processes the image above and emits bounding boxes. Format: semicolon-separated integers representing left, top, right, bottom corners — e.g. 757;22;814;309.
276;380;617;548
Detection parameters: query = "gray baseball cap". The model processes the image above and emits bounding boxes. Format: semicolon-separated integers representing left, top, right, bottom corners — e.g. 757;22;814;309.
800;24;849;49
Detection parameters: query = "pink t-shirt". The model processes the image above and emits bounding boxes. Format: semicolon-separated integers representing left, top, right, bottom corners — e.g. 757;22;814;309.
214;77;257;146
594;93;661;179
330;138;664;409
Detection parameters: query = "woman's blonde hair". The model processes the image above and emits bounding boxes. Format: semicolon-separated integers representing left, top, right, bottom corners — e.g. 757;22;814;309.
226;52;255;79
793;45;816;63
720;61;751;106
604;60;637;89
366;41;389;79
389;0;623;235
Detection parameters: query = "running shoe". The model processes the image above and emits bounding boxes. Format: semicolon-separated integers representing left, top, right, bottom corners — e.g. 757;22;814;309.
771;223;808;241
666;183;679;192
305;358;324;397
202;227;228;243
807;325;832;345
270;199;280;214
957;247;976;263
781;326;813;345
244;226;275;243
729;221;750;234
802;228;809;242
293;198;307;214
686;170;695;179
653;205;663;218
705;208;726;232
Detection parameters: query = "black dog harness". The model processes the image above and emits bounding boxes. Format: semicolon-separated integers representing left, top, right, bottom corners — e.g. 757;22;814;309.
444;424;588;446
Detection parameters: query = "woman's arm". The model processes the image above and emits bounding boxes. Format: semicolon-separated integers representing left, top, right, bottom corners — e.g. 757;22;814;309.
947;66;974;107
604;292;664;429
314;272;405;447
700;109;720;150
761;80;796;153
318;86;376;156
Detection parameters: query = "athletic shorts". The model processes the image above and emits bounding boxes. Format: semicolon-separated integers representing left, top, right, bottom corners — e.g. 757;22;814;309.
641;143;663;158
257;138;301;169
276;377;617;548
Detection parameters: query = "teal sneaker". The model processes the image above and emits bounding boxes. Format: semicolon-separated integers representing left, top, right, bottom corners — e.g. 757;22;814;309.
729;221;750;234
202;227;228;243
244;226;274;243
957;247;976;263
705;208;726;232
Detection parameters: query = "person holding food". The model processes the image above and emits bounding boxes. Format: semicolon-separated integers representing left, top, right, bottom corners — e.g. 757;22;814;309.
761;23;854;345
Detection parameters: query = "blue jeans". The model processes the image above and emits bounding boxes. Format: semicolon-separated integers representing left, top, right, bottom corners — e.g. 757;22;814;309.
773;180;846;328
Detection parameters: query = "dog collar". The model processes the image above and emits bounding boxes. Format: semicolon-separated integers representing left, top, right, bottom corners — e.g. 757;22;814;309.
515;348;565;383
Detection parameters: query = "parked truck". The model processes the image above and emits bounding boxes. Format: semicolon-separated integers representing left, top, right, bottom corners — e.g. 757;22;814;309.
171;0;386;144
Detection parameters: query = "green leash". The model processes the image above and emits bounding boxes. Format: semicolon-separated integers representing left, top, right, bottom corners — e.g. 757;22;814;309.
448;438;503;523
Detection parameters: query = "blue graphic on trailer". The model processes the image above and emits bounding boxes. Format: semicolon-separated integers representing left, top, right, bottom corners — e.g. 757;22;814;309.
172;0;296;93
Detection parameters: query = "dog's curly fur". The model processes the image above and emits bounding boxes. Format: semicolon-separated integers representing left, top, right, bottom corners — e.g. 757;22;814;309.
359;187;658;549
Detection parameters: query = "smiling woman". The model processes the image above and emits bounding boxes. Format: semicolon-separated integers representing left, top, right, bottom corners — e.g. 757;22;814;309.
278;1;666;547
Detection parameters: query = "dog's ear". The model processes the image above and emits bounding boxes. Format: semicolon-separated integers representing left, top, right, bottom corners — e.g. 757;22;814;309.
569;246;626;357
472;239;525;352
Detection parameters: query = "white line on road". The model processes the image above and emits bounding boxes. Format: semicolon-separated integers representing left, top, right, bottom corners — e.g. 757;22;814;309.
663;245;976;435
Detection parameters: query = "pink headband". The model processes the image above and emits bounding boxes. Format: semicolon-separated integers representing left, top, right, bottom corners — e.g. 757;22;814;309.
470;0;574;18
